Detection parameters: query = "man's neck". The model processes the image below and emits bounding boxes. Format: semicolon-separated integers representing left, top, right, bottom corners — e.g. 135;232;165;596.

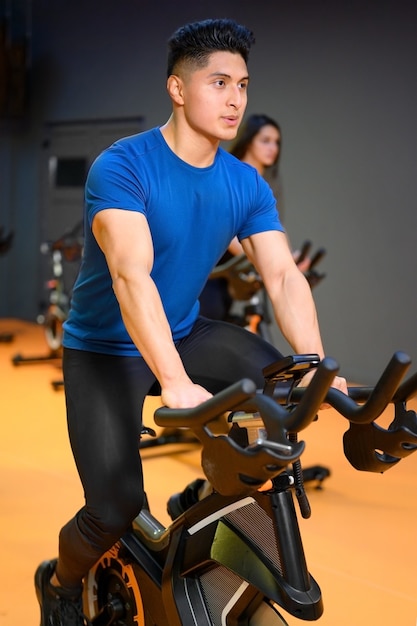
160;116;220;168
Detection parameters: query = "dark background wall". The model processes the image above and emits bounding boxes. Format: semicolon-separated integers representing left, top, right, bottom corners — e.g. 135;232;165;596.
0;0;416;382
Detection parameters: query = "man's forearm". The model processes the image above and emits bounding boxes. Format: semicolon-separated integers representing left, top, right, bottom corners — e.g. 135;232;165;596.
270;269;325;358
113;273;191;387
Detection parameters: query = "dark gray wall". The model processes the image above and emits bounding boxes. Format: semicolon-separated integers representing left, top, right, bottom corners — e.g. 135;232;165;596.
1;0;416;382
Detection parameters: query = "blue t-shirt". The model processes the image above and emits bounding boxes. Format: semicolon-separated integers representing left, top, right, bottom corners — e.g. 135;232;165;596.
63;127;284;356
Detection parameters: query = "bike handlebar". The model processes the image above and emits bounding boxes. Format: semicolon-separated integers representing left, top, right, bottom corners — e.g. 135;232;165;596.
154;377;257;428
393;369;417;403
154;358;338;434
278;351;413;424
271;351;417;473
209;254;263;301
153;351;417;492
155;352;413;432
209;241;326;298
250;357;339;433
154;359;338;496
40;221;84;262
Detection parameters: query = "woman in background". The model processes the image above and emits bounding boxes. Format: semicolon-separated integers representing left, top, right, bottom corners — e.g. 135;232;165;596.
200;114;307;320
231;113;282;205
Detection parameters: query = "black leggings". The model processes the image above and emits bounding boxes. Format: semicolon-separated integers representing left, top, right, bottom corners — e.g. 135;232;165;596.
58;317;283;588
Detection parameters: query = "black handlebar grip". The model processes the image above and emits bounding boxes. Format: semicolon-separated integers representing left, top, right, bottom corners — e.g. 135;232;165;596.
295;240;312;264
272;351;413;425
393;370;417;403
308;248;326;270
325;351;411;423
154;378;257;429
278;386;375;405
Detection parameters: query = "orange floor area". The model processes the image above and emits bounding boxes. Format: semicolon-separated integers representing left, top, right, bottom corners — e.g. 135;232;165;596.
0;318;416;625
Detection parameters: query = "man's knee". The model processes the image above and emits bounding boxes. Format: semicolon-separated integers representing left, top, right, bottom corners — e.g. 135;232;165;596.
81;488;145;544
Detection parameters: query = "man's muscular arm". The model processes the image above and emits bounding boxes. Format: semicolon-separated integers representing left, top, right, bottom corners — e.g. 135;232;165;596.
242;230;347;399
92;209;212;408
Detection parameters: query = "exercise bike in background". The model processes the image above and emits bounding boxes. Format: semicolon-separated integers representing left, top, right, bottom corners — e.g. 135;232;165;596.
83;351;417;625
210;240;326;343
12;221;83;375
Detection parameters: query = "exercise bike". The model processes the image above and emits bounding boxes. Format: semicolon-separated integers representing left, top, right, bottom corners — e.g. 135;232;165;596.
12;222;83;381
208;241;326;342
83;350;417;625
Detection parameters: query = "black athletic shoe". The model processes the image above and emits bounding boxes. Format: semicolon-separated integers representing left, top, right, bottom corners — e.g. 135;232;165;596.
35;559;91;626
167;478;206;520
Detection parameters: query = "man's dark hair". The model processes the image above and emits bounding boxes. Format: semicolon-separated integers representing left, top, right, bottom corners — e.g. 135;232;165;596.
167;18;255;78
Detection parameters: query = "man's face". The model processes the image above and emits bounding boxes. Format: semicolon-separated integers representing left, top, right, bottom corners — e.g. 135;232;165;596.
179;51;249;143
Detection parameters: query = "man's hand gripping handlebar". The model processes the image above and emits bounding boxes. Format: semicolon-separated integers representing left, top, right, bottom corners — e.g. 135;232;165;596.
154;351;417;499
154;357;338;497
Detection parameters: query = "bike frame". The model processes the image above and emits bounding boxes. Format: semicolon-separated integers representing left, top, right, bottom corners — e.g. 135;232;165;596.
83;352;417;626
85;473;319;625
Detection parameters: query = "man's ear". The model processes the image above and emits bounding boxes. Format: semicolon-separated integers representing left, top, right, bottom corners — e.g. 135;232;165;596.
167;75;185;105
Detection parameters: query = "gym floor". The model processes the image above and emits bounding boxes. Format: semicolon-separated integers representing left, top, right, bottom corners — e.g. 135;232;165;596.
1;318;416;625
